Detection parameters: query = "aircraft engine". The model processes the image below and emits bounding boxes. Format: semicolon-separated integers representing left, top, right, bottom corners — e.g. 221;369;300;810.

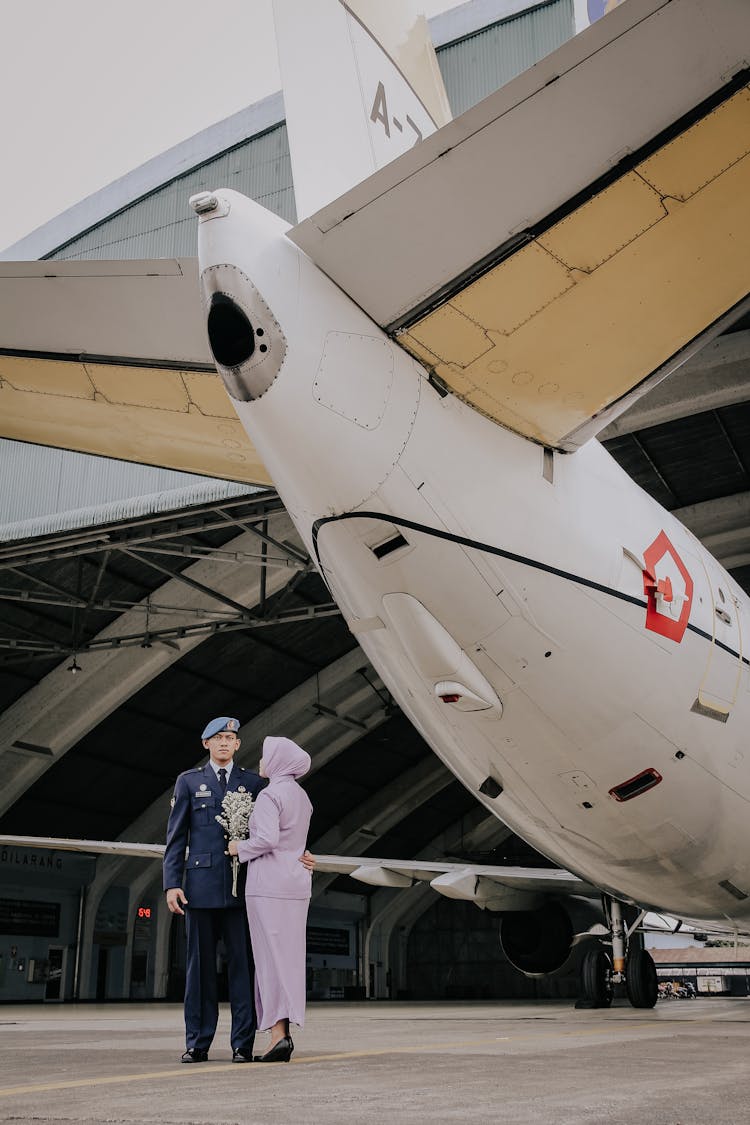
499;897;605;977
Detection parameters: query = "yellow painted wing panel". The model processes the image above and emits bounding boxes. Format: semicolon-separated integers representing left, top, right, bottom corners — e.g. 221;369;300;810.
398;85;750;449
452;242;574;335
537;173;666;274
639;88;750;201
0;355;271;485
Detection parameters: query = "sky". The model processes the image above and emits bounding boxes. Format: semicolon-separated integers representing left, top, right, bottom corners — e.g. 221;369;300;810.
0;0;455;253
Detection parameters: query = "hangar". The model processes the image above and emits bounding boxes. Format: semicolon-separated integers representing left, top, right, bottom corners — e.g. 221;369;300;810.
1;0;749;1007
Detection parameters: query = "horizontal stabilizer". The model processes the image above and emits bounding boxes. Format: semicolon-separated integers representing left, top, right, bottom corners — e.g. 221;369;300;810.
0;259;270;483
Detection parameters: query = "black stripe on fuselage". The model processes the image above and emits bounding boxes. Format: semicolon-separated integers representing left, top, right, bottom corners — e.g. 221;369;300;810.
311;511;748;667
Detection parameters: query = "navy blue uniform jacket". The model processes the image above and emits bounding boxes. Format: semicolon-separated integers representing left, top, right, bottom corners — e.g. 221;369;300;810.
163;764;266;909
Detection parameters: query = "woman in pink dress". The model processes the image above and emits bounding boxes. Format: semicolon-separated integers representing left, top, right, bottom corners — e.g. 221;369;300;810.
229;736;313;1062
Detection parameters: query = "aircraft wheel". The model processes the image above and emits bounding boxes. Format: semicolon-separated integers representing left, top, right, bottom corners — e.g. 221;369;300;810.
579;946;613;1008
625;948;658;1009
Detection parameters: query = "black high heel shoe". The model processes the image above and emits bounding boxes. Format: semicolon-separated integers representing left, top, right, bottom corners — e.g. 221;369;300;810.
254;1036;294;1063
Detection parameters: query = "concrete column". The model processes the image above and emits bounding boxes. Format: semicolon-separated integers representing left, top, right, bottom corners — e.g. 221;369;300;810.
78;855;139;999
122;868;162;998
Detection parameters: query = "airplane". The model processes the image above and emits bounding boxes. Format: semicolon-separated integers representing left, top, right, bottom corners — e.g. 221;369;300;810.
1;0;750;1010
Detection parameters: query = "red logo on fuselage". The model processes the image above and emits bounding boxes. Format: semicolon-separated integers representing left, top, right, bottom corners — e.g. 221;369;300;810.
642;531;693;643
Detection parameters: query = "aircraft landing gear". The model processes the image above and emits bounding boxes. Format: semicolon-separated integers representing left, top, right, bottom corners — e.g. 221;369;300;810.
579;946;613;1008
625;947;658;1008
577;898;658;1010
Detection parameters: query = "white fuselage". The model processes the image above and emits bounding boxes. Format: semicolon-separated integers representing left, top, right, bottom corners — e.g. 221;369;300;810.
198;191;750;928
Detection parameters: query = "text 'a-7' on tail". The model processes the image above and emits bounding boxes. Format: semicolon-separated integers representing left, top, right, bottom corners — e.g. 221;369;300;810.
273;0;452;221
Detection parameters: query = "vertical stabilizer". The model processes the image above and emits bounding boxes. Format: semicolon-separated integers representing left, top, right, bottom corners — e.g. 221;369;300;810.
273;0;452;221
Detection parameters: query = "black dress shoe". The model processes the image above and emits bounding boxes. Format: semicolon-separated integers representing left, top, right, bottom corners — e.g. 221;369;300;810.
253;1036;293;1063
181;1047;209;1063
232;1047;254;1063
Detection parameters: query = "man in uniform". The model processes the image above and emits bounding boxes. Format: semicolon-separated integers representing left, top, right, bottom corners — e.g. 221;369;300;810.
163;716;314;1063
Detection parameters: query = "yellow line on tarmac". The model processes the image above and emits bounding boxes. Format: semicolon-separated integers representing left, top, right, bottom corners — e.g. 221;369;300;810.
0;1040;482;1097
0;1067;208;1097
0;1020;683;1098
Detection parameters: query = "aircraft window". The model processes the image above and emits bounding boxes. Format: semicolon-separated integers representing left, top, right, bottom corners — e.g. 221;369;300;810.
207;294;255;368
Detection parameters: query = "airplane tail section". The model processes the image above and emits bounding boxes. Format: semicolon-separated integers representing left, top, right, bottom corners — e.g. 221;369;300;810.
272;0;452;221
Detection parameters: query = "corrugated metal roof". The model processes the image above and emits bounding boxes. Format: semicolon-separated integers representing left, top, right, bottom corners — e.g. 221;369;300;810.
438;0;574;116
0;439;227;527
0;478;256;544
53;123;295;261
0;92;286;262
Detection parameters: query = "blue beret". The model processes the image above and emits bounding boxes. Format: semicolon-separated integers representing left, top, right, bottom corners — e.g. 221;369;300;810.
201;716;241;740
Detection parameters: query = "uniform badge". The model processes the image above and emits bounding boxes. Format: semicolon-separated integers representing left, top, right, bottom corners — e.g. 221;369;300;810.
200;784;207;791
170;796;176;808
238;786;246;793
227;719;238;731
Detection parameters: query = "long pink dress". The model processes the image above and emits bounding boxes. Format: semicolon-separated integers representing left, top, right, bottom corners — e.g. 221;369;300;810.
236;736;313;1031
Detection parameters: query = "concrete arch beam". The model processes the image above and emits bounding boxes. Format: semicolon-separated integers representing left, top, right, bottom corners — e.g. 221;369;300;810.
672;492;750;570
601;330;750;438
310;757;453;901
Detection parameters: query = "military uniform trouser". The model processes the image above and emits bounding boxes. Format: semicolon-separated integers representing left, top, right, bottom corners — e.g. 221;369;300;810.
184;906;256;1051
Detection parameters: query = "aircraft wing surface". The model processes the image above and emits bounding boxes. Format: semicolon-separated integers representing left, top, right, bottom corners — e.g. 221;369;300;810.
0;258;270;484
289;0;750;451
0;834;166;860
0;834;595;910
313;853;596;908
7;835;749;932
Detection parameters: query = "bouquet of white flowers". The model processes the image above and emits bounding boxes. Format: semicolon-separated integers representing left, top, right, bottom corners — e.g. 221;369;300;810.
216;790;255;896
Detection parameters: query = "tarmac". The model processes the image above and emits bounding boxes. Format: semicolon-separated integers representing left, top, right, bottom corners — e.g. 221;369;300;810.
1;997;749;1125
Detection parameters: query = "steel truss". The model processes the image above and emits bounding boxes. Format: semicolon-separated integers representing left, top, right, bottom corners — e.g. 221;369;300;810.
0;489;340;661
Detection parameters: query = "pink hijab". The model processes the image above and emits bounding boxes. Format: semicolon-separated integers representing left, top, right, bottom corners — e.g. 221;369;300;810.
262;736;311;781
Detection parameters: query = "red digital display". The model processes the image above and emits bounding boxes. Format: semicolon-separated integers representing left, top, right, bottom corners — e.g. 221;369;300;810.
137;907;152;919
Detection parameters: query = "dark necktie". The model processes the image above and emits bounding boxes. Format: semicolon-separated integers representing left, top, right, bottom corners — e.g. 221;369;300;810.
218;768;227;793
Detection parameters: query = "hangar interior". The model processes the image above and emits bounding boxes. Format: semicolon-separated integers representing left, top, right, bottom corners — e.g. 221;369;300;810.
1;0;749;1005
